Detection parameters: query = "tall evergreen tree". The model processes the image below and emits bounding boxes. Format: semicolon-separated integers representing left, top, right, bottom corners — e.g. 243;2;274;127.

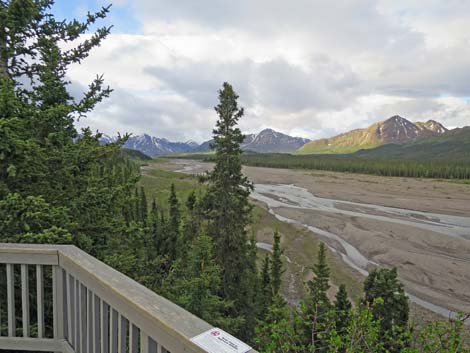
0;0;142;335
363;268;409;352
334;284;352;338
271;230;284;296
134;188;140;222
149;198;160;251
202;82;254;333
165;183;180;262
139;186;148;225
258;255;272;320
183;190;200;243
302;242;333;352
0;0;138;255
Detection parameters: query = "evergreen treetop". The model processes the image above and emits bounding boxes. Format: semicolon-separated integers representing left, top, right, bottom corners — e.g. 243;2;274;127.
202;82;255;332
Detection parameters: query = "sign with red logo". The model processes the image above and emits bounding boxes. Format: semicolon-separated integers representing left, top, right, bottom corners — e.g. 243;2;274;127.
191;328;252;353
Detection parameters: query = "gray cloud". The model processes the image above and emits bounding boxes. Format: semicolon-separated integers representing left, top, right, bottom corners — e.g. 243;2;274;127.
145;59;255;107
255;57;362;111
77;89;217;142
134;0;418;51
146;56;363;113
70;1;470;141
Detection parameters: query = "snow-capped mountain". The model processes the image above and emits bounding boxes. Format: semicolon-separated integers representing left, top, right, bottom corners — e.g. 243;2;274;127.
298;116;448;154
415;120;448;135
242;128;310;153
100;129;310;156
98;134;118;144
195;128;310;153
120;134;196;156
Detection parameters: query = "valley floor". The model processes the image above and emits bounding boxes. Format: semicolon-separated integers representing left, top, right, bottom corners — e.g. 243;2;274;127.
143;159;470;324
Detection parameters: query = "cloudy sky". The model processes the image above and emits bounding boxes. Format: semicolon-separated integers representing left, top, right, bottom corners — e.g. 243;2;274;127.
56;0;470;142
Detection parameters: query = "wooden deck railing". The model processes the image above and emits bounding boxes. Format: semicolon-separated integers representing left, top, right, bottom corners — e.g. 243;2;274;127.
0;243;257;353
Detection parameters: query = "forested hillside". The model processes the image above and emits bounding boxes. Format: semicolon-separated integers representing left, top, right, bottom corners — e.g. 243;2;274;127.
0;2;468;352
240;154;470;179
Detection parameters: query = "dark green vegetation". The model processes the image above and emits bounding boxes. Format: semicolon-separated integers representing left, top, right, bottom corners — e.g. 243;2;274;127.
240;153;470;179
0;2;468;352
121;148;153;161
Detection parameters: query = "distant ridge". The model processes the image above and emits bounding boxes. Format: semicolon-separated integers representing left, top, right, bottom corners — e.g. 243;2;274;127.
297;116;448;154
195;128;310;153
100;128;309;156
354;126;470;160
100;134;196;156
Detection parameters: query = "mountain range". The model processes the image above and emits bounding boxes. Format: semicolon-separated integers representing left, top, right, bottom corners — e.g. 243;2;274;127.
101;115;465;158
100;134;200;156
297;116;448;154
101;128;310;156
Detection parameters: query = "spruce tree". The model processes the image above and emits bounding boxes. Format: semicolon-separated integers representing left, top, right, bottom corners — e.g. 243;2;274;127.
149;198;160;252
0;0;139;254
134;188;140;222
271;230;284;296
202;82;254;331
302;242;333;352
334;284;352;338
140;186;148;225
258;255;272;320
363;268;409;352
311;243;330;295
186;190;196;211
166;183;180;262
183;191;200;243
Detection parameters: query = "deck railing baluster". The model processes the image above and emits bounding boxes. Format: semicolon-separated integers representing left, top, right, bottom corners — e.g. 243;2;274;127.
129;323;139;353
6;263;15;337
140;332;149;353
100;300;109;353
93;294;100;353
21;264;30;338
53;266;65;340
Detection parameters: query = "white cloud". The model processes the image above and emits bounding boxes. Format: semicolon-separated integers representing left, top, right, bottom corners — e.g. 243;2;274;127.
68;0;470;142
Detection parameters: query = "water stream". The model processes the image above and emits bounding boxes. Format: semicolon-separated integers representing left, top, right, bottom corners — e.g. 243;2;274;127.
251;183;470;320
169;160;469;321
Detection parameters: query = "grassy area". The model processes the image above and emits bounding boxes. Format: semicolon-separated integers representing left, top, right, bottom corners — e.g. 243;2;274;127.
139;168;205;210
160;151;215;158
435;178;470;185
296;143;379;155
250;200;364;305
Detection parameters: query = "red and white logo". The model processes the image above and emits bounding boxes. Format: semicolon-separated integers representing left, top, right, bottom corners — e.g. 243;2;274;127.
210;330;221;337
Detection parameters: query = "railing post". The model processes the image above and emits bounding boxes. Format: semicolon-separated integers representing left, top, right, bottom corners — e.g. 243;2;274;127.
53;266;65;340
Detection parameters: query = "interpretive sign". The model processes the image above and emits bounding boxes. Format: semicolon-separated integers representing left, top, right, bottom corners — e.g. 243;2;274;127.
191;328;252;353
